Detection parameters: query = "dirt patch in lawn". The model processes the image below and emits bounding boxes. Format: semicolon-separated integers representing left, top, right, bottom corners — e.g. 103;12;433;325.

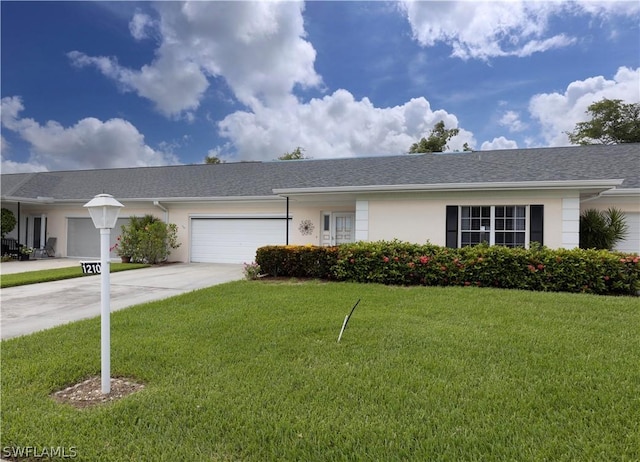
51;376;145;409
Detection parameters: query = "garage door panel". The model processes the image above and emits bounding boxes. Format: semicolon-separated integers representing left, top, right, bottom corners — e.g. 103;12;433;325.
615;212;640;254
67;217;130;258
191;218;288;264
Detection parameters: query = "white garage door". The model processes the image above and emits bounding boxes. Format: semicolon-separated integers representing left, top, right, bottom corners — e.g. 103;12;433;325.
615;212;640;254
191;218;288;264
67;217;130;258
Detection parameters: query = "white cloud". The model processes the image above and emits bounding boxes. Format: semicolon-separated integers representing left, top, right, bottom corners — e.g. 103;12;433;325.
398;1;562;59
0;136;41;174
499;110;527;133
1;156;49;174
573;0;640;17
66;1;491;160
513;34;576;58
217;90;475;160
68;50;209;120
60;1;638;163
0;96;26;131
1;96;178;172
481;137;518;151
129;12;156;40
69;1;321;118
528;66;640;146
398;0;637;60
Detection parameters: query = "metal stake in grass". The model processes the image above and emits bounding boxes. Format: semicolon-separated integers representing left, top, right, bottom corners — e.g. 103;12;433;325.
337;299;360;343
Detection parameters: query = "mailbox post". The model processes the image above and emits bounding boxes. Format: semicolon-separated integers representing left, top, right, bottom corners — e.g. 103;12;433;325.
83;194;124;394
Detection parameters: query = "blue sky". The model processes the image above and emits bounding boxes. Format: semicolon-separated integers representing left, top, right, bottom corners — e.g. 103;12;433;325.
2;1;639;173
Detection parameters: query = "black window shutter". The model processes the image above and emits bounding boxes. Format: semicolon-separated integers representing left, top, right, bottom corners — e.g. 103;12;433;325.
446;206;459;248
530;205;544;245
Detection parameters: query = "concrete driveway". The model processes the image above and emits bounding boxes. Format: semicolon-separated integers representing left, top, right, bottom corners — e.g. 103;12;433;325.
0;260;243;340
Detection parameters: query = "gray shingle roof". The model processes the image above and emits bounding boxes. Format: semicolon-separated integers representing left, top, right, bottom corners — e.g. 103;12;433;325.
2;144;639;202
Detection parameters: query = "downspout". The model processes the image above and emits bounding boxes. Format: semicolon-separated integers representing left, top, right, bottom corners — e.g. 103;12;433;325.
153;201;169;222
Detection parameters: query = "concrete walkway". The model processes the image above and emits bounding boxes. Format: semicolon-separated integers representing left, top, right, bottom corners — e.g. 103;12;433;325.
0;257;81;275
0;259;244;340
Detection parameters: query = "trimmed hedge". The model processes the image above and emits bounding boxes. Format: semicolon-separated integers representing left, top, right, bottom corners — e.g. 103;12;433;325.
255;241;640;296
256;245;338;279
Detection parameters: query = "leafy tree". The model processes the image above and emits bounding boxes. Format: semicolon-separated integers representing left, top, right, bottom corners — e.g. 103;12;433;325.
567;98;640;145
117;215;180;264
278;147;307;160
1;208;17;238
409;121;459;153
205;155;222;164
579;207;628;250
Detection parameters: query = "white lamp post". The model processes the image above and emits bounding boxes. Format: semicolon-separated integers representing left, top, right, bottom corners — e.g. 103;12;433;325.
83;193;124;394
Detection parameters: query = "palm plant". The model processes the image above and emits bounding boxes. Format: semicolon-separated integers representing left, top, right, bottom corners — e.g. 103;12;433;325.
579;207;628;250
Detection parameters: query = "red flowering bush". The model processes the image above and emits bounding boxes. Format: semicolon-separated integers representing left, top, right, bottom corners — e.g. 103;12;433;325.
256;241;639;295
333;241;639;296
256;241;640;295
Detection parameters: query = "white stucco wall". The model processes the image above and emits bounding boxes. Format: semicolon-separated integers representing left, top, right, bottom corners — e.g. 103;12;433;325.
367;199;444;244
24;202;166;259
285;202;355;246
363;191;567;249
3;203;74;257
6;187;637;261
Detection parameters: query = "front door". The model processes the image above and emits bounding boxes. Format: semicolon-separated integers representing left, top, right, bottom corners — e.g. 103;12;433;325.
26;215;47;249
333;213;355;245
320;212;355;246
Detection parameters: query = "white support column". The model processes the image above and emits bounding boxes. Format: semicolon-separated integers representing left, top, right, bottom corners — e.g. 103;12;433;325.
561;197;580;249
355;200;369;242
40;214;47;249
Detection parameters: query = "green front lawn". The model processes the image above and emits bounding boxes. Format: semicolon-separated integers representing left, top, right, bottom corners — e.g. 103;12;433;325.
0;263;150;288
2;281;639;461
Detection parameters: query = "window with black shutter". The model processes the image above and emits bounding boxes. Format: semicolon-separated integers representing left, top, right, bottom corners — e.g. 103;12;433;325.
445;205;543;249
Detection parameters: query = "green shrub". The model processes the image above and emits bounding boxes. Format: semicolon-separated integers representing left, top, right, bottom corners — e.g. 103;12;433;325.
1;208;17;238
258;241;639;296
116;215;180;264
243;262;262;280
256;245;338;279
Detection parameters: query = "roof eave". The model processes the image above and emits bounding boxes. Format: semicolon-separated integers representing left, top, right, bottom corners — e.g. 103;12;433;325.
273;179;625;196
108;195;283;203
0;195;56;204
599;188;640;197
2;195;283;204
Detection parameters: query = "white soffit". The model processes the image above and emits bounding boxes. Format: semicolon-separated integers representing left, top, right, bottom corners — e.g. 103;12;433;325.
273;179;625;196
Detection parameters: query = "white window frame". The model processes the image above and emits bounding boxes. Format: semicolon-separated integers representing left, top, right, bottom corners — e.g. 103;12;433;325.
459;205;530;248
